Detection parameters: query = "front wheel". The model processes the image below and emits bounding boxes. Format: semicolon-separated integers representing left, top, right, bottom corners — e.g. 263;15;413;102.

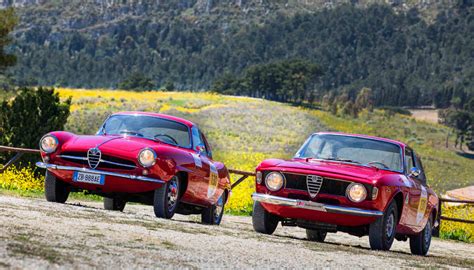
369;200;398;251
153;175;180;219
44;171;70;203
104;197;126;211
202;192;227;225
306;229;327;242
252;201;279;235
410;214;433;256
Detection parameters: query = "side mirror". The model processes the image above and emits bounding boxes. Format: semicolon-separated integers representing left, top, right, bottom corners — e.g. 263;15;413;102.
409;167;421;178
196;144;206;155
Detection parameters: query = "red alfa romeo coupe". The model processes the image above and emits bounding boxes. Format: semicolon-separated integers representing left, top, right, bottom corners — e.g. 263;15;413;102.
252;132;439;255
37;112;231;225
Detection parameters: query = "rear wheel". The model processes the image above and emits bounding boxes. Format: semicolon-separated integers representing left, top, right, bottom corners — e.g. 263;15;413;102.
104;197;126;211
44;171;70;203
410;214;433;256
252;201;279;235
306;229;327;242
202;192;227;225
153;175;180;219
369;200;398;251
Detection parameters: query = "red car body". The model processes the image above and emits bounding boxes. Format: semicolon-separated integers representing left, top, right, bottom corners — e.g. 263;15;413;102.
37;112;231;222
252;132;439;254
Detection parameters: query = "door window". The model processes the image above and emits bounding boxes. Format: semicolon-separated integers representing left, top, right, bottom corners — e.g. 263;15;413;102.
405;148;415;173
192;127;209;157
414;153;427;184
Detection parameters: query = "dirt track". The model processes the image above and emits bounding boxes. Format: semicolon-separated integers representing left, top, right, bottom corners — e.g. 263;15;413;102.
0;195;473;269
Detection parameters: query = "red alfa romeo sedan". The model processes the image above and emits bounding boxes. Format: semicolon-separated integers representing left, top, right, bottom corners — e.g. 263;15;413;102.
37;112;231;225
252;132;439;255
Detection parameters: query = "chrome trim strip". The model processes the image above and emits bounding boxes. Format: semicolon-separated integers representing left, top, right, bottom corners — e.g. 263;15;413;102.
252;193;383;217
58;155;87;161
36;162;164;184
58;155;137;169
100;159;137;169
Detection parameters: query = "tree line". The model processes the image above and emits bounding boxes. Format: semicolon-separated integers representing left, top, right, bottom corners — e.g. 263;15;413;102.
7;3;473;109
0;9;71;165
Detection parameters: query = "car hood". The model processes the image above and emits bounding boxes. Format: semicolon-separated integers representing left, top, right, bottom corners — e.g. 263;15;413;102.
261;158;395;183
61;135;161;156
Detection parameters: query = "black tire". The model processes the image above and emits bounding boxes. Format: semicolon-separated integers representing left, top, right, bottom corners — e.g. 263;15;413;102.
410;214;433;256
252;201;279;235
153;175;180;219
202;192;227;225
44;171;69;203
306;229;327;242
369;200;398;251
104;197;126;211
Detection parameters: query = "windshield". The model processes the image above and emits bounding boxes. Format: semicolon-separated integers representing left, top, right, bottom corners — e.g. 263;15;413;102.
100;114;191;148
295;134;403;172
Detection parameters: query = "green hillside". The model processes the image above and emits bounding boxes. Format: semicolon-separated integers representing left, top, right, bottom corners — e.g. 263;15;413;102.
5;1;473;107
59;89;473;207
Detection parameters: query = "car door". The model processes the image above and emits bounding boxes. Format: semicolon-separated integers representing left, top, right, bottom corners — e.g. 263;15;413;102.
405;148;428;229
191;127;221;205
413;152;429;229
186;127;211;206
200;131;220;203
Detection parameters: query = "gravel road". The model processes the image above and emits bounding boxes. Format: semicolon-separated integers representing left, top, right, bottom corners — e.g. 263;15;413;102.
0;195;472;269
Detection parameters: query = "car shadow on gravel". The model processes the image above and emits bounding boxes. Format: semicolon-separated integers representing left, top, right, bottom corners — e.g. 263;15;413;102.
276;234;474;268
66;202;101;209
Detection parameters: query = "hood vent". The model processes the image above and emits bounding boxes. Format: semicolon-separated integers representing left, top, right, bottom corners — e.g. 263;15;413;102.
306;175;323;198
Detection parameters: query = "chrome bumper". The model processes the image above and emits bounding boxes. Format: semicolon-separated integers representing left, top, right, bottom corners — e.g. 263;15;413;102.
36;162;165;184
252;193;383;217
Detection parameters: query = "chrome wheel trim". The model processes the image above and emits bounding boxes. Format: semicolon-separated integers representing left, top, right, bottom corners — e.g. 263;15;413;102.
214;194;225;223
167;177;179;212
386;213;395;238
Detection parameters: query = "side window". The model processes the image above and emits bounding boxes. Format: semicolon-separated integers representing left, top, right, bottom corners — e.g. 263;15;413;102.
191;127;209;157
414;153;427;183
200;131;212;159
405;148;415;173
192;127;203;151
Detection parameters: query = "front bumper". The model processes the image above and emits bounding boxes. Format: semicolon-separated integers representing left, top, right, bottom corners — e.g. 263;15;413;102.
252;193;383;217
36;162;164;184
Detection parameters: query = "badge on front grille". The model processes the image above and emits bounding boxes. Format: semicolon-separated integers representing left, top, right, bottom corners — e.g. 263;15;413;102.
307;175;323;198
87;148;101;169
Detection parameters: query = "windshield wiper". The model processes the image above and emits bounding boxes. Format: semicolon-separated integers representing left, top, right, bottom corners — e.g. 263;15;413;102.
320;157;361;164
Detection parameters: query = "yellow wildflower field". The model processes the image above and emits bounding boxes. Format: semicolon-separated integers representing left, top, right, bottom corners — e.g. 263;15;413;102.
1;88;472;242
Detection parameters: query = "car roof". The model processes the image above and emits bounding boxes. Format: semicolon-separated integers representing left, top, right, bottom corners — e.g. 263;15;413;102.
112;111;195;128
314;132;406;148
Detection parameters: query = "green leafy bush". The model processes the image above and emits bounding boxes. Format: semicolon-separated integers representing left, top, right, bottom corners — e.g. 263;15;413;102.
0;87;71;164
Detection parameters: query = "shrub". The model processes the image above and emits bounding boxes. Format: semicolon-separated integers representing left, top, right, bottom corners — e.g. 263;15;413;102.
0;165;43;192
0;87;71;164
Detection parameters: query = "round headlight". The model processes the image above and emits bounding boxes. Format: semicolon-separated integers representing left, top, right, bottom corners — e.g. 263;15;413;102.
138;148;156;167
40;135;58;153
346;183;367;203
265;172;285;191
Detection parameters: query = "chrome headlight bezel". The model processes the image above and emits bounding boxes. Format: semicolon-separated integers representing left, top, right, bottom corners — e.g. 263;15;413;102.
265;171;285;191
346;183;368;203
39;135;59;154
138;148;157;168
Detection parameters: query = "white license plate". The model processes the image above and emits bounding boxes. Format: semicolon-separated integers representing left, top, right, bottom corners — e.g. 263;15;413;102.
73;171;105;185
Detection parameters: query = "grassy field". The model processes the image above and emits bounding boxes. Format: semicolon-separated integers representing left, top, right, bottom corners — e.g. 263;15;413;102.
58;88;327;213
1;88;472;241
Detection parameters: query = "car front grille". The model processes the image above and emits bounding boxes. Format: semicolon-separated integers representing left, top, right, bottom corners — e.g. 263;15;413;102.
264;172;373;199
87;148;101;169
58;151;137;170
